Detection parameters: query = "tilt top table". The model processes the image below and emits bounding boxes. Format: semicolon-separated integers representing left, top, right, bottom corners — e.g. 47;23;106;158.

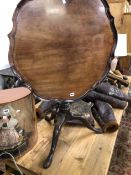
8;0;117;168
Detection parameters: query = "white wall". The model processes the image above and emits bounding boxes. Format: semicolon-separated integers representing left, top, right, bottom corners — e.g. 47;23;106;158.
0;0;20;70
115;34;127;57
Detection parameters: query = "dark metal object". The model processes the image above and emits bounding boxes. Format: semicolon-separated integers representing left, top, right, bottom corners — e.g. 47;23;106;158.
0;68;17;89
91;100;118;133
95;82;131;102
83;90;127;109
0;75;4;89
43;102;102;169
108;73;129;87
0;68;15;77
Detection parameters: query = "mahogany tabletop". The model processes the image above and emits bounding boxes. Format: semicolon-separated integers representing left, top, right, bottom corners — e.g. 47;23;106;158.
9;0;117;100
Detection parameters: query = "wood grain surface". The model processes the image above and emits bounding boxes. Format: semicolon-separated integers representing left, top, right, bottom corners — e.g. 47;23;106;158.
9;0;115;100
121;13;131;55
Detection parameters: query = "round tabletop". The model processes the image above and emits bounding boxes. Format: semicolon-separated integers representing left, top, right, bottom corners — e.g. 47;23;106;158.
9;0;116;100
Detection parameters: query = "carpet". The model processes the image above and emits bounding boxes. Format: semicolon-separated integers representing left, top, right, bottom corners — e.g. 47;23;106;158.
108;89;131;175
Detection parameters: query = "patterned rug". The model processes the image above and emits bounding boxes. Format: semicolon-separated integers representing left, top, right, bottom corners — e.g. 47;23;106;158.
108;88;131;175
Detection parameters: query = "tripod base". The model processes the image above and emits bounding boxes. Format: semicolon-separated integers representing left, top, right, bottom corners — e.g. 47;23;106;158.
43;102;102;169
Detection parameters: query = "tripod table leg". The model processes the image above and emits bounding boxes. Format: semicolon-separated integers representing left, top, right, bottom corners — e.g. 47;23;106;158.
43;113;66;169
